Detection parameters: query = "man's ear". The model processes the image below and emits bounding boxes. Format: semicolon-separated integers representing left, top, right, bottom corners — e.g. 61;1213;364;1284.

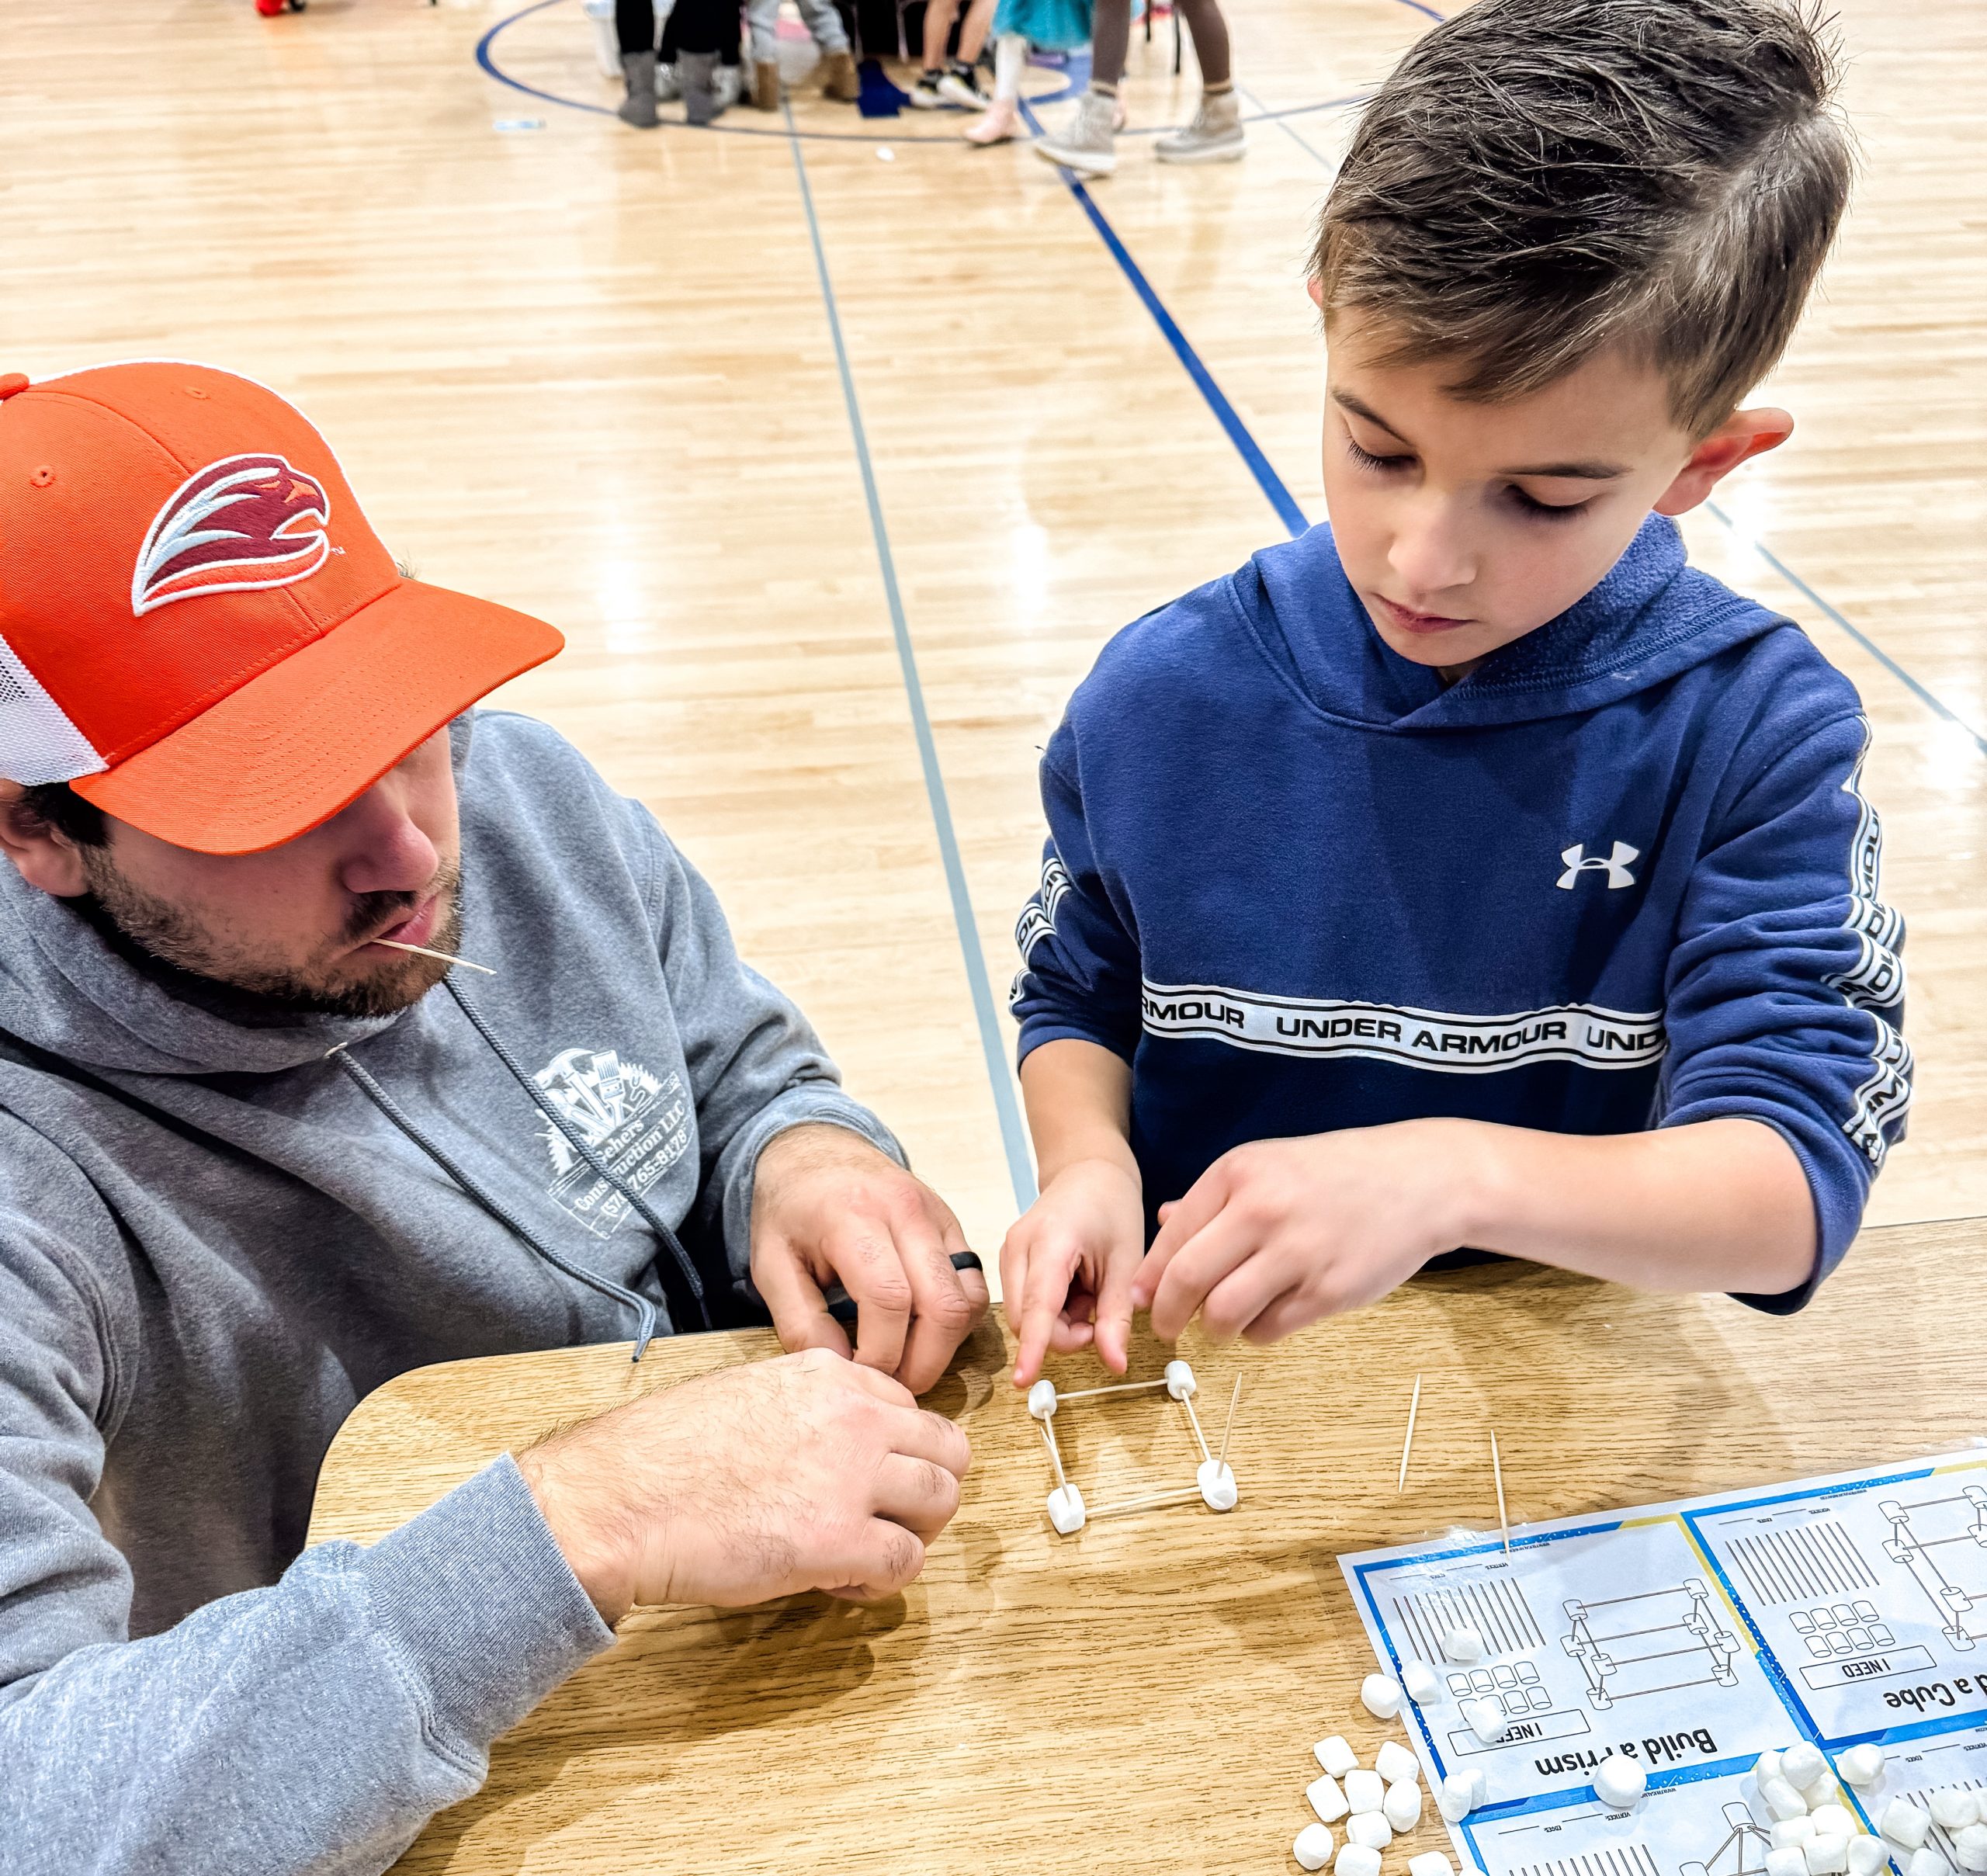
0;785;92;896
1653;407;1795;516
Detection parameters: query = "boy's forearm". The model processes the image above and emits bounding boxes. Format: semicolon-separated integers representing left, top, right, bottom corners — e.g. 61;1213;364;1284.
1445;1115;1816;1296
1018;1039;1138;1188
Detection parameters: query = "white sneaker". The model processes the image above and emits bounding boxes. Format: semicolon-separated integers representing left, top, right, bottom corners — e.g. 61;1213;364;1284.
1034;88;1118;176
655;61;681;101
1155;90;1245;163
907;71;946;109
713;64;743;109
937;64;990;109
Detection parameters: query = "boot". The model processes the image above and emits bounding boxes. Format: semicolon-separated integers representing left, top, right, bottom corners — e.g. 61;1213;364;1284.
679;50;720;124
1034;88;1118;176
618;50;660;127
751;57;781;109
818;48;859;101
1155;88;1246;163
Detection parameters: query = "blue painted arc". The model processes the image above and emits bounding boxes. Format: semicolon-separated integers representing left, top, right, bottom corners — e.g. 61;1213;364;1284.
782;102;1039;1211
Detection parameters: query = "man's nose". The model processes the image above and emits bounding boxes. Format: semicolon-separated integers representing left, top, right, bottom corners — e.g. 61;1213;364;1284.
334;782;441;899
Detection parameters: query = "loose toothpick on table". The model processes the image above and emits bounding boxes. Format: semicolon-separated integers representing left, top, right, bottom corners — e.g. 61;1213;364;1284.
370;938;497;976
1490;1429;1511;1554
1397;1372;1423;1493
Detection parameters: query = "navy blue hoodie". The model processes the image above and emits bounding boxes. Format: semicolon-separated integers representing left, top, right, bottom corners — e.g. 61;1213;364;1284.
1010;516;1908;1309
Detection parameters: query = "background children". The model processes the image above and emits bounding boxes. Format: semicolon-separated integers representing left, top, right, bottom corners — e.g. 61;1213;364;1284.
1001;0;1894;1385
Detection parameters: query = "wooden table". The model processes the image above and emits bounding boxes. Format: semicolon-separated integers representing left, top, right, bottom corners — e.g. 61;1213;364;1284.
308;1220;1987;1874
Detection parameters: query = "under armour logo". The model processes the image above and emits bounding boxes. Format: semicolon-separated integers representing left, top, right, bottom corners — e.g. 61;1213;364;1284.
1557;841;1639;890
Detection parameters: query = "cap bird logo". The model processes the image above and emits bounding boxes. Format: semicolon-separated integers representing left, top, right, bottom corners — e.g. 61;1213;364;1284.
131;453;332;616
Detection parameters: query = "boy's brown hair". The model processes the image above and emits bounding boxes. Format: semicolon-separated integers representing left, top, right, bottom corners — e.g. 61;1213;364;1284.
1313;0;1853;437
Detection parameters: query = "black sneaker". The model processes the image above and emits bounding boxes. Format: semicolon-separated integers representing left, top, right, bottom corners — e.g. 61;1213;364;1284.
938;61;990;108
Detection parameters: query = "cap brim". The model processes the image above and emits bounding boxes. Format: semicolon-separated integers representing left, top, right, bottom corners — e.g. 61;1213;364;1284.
71;578;563;855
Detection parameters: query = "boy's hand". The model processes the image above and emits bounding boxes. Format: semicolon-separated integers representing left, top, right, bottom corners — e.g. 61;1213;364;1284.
1132;1122;1471;1344
999;1156;1146;1385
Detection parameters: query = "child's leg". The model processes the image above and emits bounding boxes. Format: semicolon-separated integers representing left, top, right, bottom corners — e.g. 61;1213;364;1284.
953;0;998;65
1153;0;1243;161
1035;0;1124;172
907;0;960;103
800;0;859;99
963;29;1025;140
614;0;661;125
744;0;781;106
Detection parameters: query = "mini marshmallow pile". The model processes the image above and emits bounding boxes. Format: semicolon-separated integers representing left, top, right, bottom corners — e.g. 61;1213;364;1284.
1292;1656;1491;1874
1753;1742;1892;1876
1876;1777;1987;1874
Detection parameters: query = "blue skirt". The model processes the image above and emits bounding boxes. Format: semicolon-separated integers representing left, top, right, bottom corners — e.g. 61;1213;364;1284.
992;0;1092;53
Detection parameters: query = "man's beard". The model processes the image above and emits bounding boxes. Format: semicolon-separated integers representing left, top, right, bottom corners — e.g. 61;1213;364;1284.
77;850;466;1019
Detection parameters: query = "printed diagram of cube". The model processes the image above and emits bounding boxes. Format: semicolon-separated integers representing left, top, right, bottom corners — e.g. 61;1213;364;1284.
1679;1801;1774;1876
1562;1580;1740;1710
1880;1486;1987;1651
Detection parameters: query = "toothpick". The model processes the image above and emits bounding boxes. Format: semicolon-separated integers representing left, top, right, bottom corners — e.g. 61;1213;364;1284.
1180;1389;1213;1465
1087;1486;1203;1520
1056;1378;1169;1403
1038;1417;1068;1491
1216;1374;1242;1470
1397;1371;1423;1493
1491;1429;1510;1554
369;938;497;976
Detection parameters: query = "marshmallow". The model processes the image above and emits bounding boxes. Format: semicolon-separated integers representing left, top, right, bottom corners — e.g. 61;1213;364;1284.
1046;1483;1085;1534
1376;1742;1422;1787
1847;1840;1889;1876
1316;1737;1360;1779
1164;1358;1197;1400
1347;1813;1393;1853
1410;1857;1457;1876
1806;1836;1849;1875
1956;1825;1987;1874
1445;1625;1487;1664
1839;1746;1887;1791
1336;1846;1384;1876
1385;1781;1425;1832
1595;1756;1648;1810
1309;1775;1350;1824
1027;1379;1058;1420
1295;1824;1335;1871
1440;1769;1486;1822
1880;1801;1930;1850
1196;1458;1238;1511
1906;1853;1945;1876
1767;1850;1811;1876
1931;1790;1982;1831
1812;1807;1857;1840
1757;1752;1787;1790
1774;1820;1819;1848
1463;1697;1510;1743
1344;1770;1385;1815
1361;1674;1405;1721
1785;1746;1829;1789
1403;1659;1445;1707
1806;1778;1842;1812
1765;1779;1812;1822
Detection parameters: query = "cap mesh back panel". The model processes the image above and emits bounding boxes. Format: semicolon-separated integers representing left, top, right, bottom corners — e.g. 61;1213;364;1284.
0;631;106;784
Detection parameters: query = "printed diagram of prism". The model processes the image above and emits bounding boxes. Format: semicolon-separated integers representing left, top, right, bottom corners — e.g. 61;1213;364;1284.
1561;1579;1740;1710
1879;1486;1987;1650
1680;1801;1774;1876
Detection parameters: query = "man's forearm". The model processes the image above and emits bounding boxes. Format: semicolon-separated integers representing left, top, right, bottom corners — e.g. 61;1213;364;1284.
1445;1115;1817;1295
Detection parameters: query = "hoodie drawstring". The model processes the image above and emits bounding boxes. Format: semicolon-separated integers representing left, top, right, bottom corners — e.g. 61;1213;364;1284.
441;977;712;1331
327;1041;664;1361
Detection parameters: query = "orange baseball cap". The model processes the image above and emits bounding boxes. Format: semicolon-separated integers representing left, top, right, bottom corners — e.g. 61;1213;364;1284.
0;362;564;854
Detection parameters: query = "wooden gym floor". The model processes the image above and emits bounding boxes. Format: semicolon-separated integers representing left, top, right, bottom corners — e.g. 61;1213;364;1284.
3;0;1982;1264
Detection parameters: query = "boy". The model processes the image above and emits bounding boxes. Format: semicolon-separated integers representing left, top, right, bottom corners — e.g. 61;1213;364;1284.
1001;0;1906;1386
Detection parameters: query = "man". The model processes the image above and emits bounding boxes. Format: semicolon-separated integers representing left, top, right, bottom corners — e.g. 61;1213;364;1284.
0;362;984;1873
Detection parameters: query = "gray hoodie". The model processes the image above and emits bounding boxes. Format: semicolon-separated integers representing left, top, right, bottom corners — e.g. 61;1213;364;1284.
0;710;903;1874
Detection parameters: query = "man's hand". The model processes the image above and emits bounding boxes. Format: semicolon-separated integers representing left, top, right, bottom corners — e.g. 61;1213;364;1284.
750;1124;989;1396
1132;1121;1467;1344
998;1156;1145;1386
516;1347;972;1624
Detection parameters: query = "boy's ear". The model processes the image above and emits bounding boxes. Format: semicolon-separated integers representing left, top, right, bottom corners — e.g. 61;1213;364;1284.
1307;275;1325;310
1652;407;1795;516
0;785;93;898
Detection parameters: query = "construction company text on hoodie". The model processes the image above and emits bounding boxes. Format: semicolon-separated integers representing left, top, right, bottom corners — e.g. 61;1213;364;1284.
1011;517;1909;1306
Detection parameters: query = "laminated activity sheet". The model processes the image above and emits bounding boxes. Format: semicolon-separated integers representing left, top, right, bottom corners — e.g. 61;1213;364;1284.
1342;1449;1987;1876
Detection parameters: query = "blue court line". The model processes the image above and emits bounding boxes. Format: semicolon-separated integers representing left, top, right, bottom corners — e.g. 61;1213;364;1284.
1018;92;1316;539
783;100;1038;1212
